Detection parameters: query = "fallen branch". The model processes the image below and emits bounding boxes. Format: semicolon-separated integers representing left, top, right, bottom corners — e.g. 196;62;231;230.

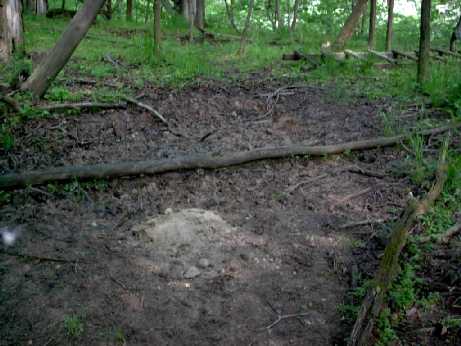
419;222;461;244
0;123;459;189
260;312;311;331
38;102;127;112
348;143;449;346
286;173;328;193
122;96;168;126
347;166;385;179
1;250;85;263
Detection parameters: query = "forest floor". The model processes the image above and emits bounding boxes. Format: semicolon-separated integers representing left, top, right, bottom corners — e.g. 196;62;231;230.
1;18;461;346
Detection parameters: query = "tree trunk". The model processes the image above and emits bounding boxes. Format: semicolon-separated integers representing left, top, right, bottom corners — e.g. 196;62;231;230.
61;0;65;10
153;0;161;55
333;0;368;50
194;0;204;30
238;0;254;55
126;0;133;20
274;0;281;29
449;15;461;52
105;0;112;20
290;0;301;32
21;0;107;98
368;0;376;48
186;0;195;41
417;0;431;84
224;0;240;34
385;0;394;51
26;0;48;15
0;0;23;63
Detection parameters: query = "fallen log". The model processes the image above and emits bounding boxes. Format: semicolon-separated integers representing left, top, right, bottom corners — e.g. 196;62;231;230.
0;123;458;189
368;49;397;64
0;95;21;113
37;102;127;112
348;143;449;346
431;47;461;59
392;50;418;61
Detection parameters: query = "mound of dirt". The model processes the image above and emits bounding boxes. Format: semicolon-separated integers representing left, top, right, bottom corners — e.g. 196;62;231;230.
132;208;266;280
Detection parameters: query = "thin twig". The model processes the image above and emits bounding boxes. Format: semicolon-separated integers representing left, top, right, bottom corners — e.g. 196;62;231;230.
261;312;311;330
419;222;461;244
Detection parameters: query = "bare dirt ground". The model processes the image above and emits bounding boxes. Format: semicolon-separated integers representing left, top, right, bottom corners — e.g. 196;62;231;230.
0;78;422;345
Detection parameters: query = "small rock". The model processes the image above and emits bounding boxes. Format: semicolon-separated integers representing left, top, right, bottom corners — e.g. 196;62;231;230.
184;266;201;279
197;258;211;268
164;208;173;214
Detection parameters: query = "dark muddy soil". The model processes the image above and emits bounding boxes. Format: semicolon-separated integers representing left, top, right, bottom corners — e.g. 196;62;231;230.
0;79;441;345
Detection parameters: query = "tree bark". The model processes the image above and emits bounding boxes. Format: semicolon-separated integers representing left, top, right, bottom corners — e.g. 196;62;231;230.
20;0;107;98
449;15;461;52
417;0;431;84
153;0;161;55
385;0;394;51
368;0;376;48
126;0;133;20
0;0;23;63
0;123;458;189
333;0;368;51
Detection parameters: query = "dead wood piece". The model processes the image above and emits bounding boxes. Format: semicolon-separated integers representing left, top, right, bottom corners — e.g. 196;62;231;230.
392;50;418;61
0;123;459;189
38;102;126;112
419;222;461;244
282;50;320;66
122;96;168;125
348;145;449;346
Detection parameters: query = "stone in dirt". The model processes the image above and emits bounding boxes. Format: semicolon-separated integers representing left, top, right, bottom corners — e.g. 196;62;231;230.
183;266;201;279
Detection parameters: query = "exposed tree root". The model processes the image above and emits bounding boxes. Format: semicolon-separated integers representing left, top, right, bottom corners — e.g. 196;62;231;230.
0;123;458;189
348;144;449;346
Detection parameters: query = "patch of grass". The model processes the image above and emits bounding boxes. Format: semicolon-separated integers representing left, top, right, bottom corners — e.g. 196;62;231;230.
376;308;398;346
63;314;84;339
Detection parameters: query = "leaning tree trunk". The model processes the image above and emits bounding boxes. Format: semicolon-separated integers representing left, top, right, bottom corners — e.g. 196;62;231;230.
385;0;394;51
333;0;368;50
0;0;23;63
449;15;461;52
21;0;107;98
417;0;431;84
224;0;241;34
368;0;376;48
